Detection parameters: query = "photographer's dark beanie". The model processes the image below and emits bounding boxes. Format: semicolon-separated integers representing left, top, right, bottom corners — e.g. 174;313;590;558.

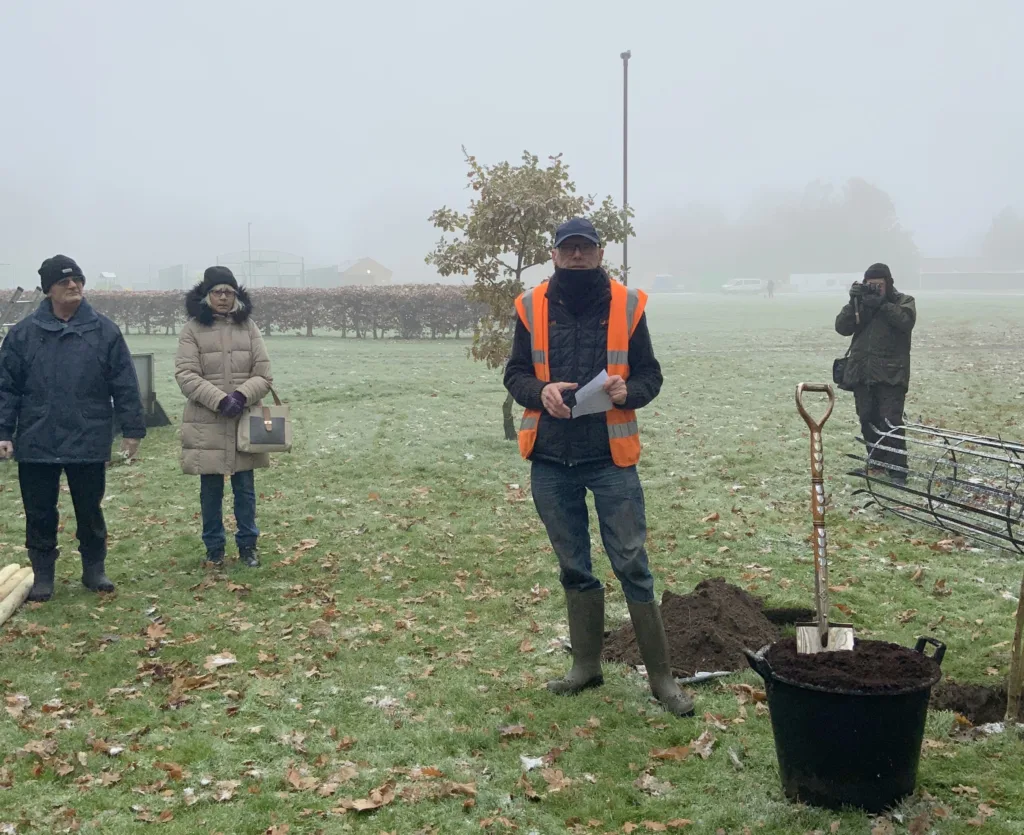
864;263;893;284
38;255;85;294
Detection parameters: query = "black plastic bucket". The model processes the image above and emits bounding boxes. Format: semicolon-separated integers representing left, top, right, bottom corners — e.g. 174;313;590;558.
744;637;945;813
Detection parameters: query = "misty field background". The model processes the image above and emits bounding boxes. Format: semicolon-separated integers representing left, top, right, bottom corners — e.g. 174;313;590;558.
1;293;1023;834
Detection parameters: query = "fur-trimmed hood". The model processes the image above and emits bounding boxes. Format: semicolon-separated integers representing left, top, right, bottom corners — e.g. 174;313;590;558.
184;283;254;326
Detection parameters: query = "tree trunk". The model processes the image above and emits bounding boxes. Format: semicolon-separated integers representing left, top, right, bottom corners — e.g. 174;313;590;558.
502;392;517;441
1007;570;1024;723
306;317;314;337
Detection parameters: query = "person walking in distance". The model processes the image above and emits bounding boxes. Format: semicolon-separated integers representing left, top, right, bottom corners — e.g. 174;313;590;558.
504;218;693;717
0;255;146;601
835;263;916;485
174;267;273;568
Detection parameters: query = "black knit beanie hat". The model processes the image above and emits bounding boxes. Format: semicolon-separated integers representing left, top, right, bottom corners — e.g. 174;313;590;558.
38;255;85;294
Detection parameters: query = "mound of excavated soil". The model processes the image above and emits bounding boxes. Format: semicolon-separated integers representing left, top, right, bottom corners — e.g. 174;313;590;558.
765;638;941;694
603;577;780;677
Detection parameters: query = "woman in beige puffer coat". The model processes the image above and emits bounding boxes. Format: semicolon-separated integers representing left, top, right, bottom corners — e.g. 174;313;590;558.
174;266;272;568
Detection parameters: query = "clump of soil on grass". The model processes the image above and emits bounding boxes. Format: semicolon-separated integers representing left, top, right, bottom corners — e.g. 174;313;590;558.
603;577;780;676
764;638;941;694
930;681;1019;724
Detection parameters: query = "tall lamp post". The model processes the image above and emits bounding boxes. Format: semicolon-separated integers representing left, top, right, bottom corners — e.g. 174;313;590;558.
247;222;253;287
620;50;631;286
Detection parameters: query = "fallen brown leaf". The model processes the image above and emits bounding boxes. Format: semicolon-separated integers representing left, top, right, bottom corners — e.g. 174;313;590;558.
907;811;931;835
650;745;691;762
214;780;241;801
286;767;318;792
516;773;540;801
870;819;895;835
633;771;672;797
154;762;185;781
540;767;571;793
5;693;31;720
336;780;396;812
691;730;715;760
203;652;237;672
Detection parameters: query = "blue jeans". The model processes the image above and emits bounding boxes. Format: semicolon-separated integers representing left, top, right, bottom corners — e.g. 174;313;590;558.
200;471;259;552
530;460;655;603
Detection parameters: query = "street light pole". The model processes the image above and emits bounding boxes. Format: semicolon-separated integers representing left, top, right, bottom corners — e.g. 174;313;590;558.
620;49;631;286
247;222;253;287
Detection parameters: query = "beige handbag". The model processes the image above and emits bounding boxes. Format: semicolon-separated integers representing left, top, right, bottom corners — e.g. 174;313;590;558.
237;386;292;453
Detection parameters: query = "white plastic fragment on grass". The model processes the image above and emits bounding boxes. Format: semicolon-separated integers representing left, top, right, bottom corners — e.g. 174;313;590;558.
520;755;544;771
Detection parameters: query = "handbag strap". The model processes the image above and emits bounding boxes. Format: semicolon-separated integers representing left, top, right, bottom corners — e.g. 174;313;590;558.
261;386;283;431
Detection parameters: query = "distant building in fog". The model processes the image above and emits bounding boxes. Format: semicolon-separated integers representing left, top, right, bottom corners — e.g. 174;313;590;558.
304;258;393;288
919;257;1024;292
216;250;304;288
788;273;860;294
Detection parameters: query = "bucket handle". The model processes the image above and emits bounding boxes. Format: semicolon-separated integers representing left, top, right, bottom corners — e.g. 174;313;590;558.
743;646;773;681
913;636;946;667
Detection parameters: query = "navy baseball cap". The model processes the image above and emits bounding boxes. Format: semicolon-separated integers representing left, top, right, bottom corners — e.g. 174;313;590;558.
554;217;601;248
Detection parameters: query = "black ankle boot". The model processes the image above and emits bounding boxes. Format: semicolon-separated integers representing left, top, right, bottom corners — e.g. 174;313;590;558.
205;549;225;566
239;546;260;568
27;549;58;602
81;554;115;593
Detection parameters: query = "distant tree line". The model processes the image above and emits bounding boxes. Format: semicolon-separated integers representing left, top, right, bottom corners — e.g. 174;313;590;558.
86;285;485;339
638;178;922;285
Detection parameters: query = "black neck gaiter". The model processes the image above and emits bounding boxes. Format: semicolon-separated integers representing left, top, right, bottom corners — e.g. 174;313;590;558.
553;267;606;315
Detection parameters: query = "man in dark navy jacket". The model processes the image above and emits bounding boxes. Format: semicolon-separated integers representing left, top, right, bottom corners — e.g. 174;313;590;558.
0;255;146;602
504;218;693;717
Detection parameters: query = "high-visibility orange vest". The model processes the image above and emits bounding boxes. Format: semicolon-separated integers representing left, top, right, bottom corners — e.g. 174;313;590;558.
513;277;648;467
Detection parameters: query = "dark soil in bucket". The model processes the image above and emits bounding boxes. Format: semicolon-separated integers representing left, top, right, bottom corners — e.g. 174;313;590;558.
930;681;1019;724
765;638;940;694
603;577;780;676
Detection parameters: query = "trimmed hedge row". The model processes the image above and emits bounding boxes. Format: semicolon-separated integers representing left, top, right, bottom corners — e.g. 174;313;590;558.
87;285;484;339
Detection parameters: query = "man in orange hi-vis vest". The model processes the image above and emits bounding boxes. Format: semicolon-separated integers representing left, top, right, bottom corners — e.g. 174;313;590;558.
503;218;693;717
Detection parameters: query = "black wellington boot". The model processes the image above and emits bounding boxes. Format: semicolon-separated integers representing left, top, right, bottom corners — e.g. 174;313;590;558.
81;553;115;593
547;588;605;695
27;549;58;602
627;598;695;717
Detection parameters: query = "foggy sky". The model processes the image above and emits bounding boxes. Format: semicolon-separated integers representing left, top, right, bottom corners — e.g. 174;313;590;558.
1;0;1021;288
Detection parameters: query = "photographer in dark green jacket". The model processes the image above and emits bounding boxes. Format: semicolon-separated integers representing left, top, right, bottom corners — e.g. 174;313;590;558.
835;263;916;486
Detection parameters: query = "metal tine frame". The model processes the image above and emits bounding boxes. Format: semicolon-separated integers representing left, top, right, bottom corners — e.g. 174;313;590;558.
847;418;1024;556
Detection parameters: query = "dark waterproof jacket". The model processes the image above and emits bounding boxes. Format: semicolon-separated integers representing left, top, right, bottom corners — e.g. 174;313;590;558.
503;275;663;466
835;290;915;389
0;299;146;463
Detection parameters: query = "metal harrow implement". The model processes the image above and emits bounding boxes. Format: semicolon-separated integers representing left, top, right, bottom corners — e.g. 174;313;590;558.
847;420;1024;555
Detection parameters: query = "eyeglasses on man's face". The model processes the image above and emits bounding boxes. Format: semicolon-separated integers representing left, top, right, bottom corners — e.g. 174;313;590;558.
210;289;237;299
556;241;599;256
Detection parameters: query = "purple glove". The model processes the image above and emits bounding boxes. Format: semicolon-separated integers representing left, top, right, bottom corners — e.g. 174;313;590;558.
218;391;247;418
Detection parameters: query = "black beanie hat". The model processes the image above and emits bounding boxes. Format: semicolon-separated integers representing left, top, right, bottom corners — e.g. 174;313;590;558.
864;262;893;284
38;255;85;294
201;265;240;296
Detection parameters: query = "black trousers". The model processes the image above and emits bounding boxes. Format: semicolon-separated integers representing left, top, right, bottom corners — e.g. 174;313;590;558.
853;384;907;474
18;463;108;559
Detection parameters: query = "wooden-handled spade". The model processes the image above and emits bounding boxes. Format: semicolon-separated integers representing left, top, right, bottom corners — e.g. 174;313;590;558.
795;383;855;654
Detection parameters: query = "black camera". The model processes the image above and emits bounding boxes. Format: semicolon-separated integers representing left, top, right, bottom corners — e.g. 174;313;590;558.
851;281;882;297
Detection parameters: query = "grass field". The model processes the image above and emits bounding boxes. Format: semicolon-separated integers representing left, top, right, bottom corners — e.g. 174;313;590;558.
1;292;1023;834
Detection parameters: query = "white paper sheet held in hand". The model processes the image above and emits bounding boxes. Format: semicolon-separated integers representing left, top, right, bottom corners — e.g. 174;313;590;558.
571;370;614;418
